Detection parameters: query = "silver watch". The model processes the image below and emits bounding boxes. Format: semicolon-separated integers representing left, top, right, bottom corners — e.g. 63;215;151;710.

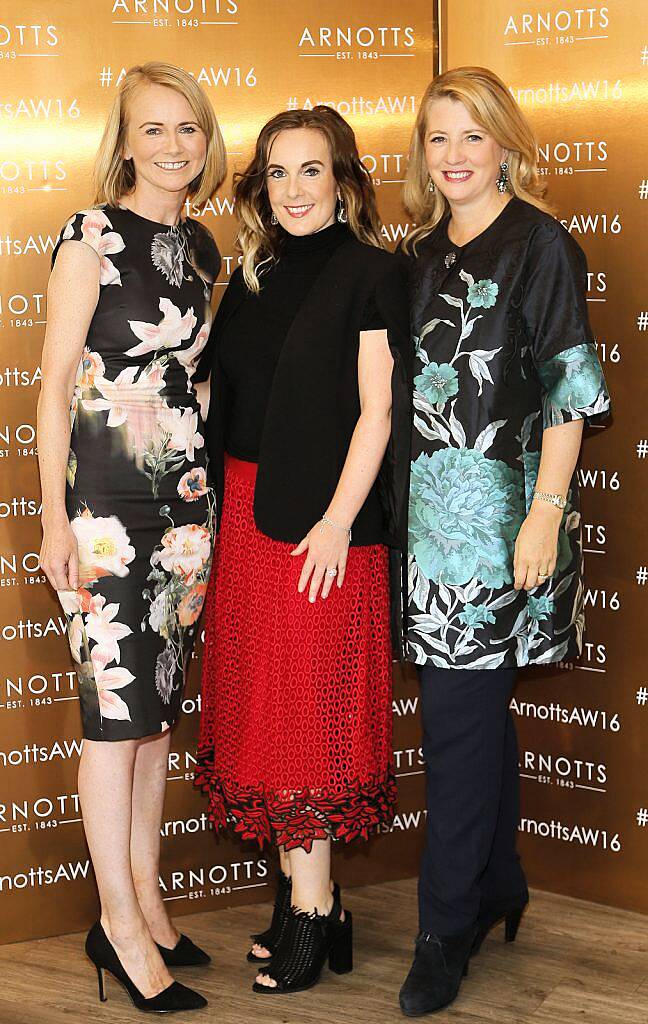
533;490;567;510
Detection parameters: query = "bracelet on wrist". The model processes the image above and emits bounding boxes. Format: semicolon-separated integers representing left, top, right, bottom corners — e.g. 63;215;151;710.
533;489;567;510
320;514;352;542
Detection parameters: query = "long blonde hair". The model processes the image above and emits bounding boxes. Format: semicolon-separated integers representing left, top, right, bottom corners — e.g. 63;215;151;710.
403;66;550;252
234;106;384;293
93;62;227;208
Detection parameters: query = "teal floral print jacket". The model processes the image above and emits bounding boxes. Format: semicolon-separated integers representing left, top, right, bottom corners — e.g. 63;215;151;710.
407;198;610;669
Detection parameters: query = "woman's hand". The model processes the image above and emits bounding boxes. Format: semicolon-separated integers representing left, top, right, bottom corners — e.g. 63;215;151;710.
291;520;350;603
513;502;562;591
40;514;79;593
286;328;392;604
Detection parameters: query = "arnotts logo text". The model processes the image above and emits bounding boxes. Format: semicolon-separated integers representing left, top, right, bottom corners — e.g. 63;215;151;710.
0;739;83;767
519;817;621;852
299;26;415;49
0;861;90;891
510;698;620;731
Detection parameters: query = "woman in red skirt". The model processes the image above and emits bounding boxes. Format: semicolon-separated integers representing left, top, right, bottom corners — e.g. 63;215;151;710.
194;106;411;994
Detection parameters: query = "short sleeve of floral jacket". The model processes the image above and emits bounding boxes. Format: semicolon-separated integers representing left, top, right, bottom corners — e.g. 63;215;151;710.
522;222;610;429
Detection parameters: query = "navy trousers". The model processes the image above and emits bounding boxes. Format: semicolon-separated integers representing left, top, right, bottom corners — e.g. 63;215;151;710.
417;665;528;936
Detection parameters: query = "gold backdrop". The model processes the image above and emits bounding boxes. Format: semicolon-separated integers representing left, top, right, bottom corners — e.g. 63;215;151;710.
0;0;437;944
1;0;646;947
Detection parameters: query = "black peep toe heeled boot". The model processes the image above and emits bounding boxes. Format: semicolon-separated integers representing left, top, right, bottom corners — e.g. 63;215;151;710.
252;889;353;994
471;891;529;957
247;870;293;964
399;926;475;1017
156;933;211;967
85;921;208;1013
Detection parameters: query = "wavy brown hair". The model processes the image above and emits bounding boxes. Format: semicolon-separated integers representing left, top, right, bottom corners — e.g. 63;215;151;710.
234;105;384;292
93;62;226;209
403;66;551;253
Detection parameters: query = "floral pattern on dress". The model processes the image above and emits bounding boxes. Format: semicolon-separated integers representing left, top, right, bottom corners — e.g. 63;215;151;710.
151;229;186;288
58;508;136;729
143;497;215;707
61;209;125;286
53;206;220;740
409;448;525;589
177;466;209;501
538;343;610;429
151;221;218;298
72;508;136;585
126;298;197;359
406;201;610;669
74;298;209;495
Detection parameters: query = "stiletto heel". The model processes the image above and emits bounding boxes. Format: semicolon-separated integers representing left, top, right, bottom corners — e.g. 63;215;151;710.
328;910;353;974
504;906;524;943
85;921;207;1013
96;965;107;1002
471;893;528;957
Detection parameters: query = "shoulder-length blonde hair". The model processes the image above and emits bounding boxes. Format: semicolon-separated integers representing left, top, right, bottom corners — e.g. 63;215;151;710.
93;62;226;209
403;66;550;252
234;105;384;293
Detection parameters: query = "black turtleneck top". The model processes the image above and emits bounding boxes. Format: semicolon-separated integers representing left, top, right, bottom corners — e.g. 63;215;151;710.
218;221;383;461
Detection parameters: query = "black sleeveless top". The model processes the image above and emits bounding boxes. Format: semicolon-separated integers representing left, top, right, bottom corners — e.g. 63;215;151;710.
217;222;383;461
196;229;412;547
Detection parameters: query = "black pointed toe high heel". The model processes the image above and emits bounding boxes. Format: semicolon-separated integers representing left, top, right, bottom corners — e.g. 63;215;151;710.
252;888;353;994
471;894;529;957
247;871;293;964
156;933;211;967
85;921;208;1013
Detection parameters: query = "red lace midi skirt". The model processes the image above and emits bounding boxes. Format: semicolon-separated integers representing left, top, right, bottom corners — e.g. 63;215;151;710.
196;455;396;852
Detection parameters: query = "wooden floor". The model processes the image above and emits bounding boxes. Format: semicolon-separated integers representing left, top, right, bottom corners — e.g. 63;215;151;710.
1;879;647;1024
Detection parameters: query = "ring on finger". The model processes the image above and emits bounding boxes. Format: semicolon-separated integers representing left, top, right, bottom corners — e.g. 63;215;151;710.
538;571;549;580
326;567;338;578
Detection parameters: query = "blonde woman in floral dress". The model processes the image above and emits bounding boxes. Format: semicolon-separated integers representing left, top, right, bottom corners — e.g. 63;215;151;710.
397;68;610;1017
37;63;224;1013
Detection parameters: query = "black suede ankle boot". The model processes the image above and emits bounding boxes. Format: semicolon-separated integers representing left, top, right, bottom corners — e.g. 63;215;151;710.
399;925;475;1017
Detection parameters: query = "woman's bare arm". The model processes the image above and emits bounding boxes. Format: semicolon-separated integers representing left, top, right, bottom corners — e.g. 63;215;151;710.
194;379;210;420
292;328;394;602
37;241;100;591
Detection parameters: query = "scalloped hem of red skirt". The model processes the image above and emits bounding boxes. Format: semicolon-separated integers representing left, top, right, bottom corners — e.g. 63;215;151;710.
194;750;397;853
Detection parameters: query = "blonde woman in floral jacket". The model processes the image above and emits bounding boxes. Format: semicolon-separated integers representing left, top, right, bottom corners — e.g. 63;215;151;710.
397;67;610;1017
37;63;225;1013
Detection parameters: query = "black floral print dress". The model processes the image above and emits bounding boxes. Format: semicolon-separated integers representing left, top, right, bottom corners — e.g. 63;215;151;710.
407;198;610;670
52;206;220;740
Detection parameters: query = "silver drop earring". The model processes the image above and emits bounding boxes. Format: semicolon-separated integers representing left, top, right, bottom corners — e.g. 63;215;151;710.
337;196;348;224
270;212;278;225
496;161;509;194
428;176;435;193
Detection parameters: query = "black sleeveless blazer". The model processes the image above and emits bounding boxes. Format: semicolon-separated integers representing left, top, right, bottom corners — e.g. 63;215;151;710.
197;237;412;549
